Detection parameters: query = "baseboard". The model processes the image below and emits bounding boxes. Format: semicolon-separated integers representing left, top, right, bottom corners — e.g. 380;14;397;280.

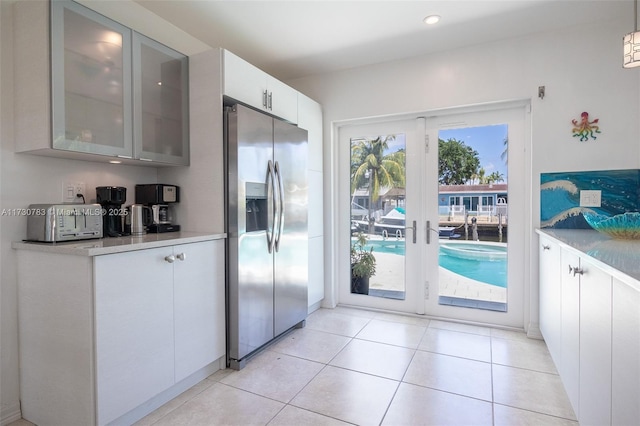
527;321;544;340
308;300;323;314
109;358;223;426
1;402;22;426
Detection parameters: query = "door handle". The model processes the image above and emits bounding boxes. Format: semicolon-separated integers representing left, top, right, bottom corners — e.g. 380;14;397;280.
267;160;277;253
405;220;417;244
274;161;285;252
426;220;439;244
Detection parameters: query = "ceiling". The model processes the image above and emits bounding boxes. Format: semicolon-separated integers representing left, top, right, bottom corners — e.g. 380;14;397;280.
132;0;632;81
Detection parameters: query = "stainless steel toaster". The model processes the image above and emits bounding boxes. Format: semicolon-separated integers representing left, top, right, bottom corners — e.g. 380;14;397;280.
26;204;103;242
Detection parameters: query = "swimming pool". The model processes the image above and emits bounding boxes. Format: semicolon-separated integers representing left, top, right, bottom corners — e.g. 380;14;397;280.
360;239;507;288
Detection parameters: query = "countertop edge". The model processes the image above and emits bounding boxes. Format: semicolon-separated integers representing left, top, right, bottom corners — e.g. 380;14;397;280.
536;228;640;291
12;232;227;256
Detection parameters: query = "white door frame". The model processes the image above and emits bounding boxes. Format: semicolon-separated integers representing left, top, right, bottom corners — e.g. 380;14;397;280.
328;100;532;329
422;103;530;328
336;118;425;314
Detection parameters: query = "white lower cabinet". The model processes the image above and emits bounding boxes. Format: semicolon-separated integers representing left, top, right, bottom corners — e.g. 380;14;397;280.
538;236;562;370
538;231;639;426
17;239;225;426
560;248;613;425
174;242;225;382
577;256;612;426
559;249;580;414
611;277;640;425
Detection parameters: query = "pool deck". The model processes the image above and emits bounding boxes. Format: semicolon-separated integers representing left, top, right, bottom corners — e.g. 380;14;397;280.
369;251;507;304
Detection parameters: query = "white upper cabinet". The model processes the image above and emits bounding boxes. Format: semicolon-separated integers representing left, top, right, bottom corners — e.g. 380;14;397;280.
298;93;323;172
222;50;298;124
51;0;133;158
15;0;189;166
133;33;189;165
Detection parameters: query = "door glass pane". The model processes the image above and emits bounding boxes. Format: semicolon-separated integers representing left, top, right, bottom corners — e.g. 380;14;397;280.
350;134;406;299
437;124;508;311
139;41;186;157
62;8;125;148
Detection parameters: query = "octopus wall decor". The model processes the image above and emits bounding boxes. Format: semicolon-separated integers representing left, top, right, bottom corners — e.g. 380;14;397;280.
571;111;601;142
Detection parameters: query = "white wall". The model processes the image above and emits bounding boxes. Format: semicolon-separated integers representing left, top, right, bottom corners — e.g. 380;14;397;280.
0;5;157;423
0;2;208;423
288;17;639;331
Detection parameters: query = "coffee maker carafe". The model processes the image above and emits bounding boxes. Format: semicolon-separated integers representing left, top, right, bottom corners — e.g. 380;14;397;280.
96;186;127;237
135;184;180;233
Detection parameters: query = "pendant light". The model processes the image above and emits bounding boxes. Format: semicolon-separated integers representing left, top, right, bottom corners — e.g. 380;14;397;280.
624;0;640;68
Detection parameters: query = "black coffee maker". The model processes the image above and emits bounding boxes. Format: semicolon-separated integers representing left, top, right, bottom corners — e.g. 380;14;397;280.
96;186;127;237
135;184;180;233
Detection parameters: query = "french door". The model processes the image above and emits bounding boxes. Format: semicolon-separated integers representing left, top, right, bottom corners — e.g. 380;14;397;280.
337;102;529;327
338;119;424;314
423;105;528;328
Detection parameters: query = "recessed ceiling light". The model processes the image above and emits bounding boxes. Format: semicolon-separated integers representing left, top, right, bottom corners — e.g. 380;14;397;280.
423;15;441;25
109;160;122;164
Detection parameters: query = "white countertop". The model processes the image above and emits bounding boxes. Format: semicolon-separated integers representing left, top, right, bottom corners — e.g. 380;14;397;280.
12;232;226;256
536;228;640;285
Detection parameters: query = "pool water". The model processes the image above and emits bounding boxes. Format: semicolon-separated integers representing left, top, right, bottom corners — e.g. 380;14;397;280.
361;240;507;288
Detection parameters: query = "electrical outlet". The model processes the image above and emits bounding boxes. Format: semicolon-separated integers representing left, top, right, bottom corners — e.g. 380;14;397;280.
62;181;86;203
580;190;602;207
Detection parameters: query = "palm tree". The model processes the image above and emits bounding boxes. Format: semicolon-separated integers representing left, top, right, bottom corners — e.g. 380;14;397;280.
477;167;486;184
487;171;505;184
351;136;406;232
500;136;508;165
469;167;486;185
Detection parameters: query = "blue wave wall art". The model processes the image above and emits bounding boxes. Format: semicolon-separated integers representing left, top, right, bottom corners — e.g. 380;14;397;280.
540;169;640;229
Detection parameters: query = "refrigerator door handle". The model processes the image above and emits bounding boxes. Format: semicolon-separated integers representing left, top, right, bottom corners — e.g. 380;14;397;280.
274;161;285;252
267;160;278;253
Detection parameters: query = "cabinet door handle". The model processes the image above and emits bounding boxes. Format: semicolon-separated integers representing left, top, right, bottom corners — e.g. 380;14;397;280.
568;264;584;276
268;92;273;110
176;252;186;261
263;90;268;108
542;244;550;250
164;255;175;263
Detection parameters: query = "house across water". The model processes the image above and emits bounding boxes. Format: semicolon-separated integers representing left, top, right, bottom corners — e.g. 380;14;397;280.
351;184;508;241
438;184;507;223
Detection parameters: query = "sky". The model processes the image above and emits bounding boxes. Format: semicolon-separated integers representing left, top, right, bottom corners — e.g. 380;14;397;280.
439;124;509;182
358;123;509;183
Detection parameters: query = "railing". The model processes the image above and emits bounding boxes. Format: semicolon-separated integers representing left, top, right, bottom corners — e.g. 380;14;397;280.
440;205;508;223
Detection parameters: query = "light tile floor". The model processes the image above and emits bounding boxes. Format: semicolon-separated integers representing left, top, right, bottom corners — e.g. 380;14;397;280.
11;307;578;426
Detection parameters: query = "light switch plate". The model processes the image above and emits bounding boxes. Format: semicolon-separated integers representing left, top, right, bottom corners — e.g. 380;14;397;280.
580;190;601;207
62;181;86;203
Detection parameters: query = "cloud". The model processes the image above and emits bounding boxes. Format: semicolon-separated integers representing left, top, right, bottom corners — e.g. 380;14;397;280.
484;162;496;171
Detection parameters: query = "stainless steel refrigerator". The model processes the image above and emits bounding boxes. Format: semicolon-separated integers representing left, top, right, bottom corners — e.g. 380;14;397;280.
225;103;308;370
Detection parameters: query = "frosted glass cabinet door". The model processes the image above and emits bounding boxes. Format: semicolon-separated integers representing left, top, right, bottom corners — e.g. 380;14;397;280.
51;0;133;157
133;33;189;165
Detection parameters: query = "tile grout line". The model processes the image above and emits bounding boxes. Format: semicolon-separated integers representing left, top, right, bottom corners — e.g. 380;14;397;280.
490;330;496;426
